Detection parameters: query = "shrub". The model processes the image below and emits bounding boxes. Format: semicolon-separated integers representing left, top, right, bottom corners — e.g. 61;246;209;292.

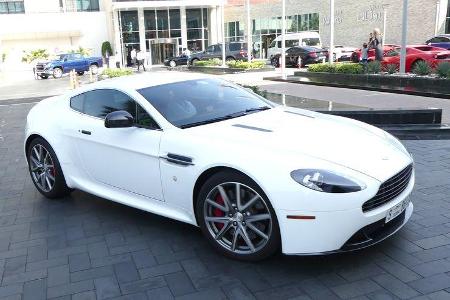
435;62;450;78
227;60;266;69
68;46;91;57
367;61;382;74
384;64;398;74
102;68;133;78
1;53;6;63
308;63;362;74
193;58;222;66
334;63;364;74
412;60;432;76
22;49;49;63
101;41;113;58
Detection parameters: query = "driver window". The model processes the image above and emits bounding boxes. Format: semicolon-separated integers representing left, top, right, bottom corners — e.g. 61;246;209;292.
206;45;214;53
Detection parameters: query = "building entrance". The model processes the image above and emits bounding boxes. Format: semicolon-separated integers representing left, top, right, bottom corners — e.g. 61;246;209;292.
146;38;181;65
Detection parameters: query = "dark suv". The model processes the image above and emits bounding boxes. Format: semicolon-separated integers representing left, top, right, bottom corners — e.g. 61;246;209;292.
190;42;249;63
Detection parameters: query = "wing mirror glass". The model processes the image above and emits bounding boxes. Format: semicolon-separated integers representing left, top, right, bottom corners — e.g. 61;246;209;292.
105;110;134;128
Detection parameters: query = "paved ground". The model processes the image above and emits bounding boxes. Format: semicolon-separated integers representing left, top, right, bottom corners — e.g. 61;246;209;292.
1;101;450;299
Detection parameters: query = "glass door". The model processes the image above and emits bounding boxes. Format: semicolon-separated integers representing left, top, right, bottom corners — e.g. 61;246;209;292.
148;39;177;65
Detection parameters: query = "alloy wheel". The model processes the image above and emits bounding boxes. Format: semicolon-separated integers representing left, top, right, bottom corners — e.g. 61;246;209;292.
169;60;177;68
53;68;62;78
90;64;98;74
203;182;272;254
29;144;56;193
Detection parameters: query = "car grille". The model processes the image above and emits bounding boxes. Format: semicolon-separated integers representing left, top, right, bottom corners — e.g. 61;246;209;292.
362;164;413;213
36;64;45;71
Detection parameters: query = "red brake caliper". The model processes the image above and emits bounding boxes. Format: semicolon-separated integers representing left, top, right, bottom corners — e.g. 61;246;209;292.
213;194;225;230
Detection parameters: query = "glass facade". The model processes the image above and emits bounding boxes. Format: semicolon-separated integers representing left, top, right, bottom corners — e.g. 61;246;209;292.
225;13;319;59
0;1;24;14
186;8;209;52
65;0;100;12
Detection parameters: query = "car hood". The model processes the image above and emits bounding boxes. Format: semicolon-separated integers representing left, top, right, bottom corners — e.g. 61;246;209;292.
185;107;411;182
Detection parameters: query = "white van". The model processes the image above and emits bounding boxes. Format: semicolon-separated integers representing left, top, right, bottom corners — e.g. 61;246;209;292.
267;32;321;59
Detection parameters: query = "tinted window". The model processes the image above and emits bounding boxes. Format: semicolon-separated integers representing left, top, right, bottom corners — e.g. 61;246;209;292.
136;105;159;129
229;43;242;51
302;38;320;46
138;79;272;128
70;93;84;112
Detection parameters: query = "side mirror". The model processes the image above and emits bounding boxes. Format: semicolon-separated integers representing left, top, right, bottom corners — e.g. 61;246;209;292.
105;111;134;128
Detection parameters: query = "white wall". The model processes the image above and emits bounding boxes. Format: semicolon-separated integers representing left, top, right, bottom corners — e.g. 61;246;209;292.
24;0;61;13
0;12;109;63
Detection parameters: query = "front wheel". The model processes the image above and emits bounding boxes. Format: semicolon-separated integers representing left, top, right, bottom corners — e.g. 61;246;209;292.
169;60;177;68
196;171;280;261
52;68;63;79
27;137;71;199
77;71;84;76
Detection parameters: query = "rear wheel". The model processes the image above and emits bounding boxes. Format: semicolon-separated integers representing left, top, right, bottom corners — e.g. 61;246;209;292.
77;71;84;76
271;57;280;67
27;137;70;199
191;58;199;66
196;171;280;261
169;60;177;68
90;64;98;74
226;56;235;62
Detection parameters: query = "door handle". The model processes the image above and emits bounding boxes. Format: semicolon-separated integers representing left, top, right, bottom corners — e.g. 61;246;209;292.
80;130;91;135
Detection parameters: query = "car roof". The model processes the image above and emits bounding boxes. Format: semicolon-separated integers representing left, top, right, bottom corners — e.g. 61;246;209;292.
81;72;211;92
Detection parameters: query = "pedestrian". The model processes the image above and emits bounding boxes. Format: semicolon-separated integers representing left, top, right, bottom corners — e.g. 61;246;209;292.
182;48;191;66
370;28;383;61
361;42;369;72
130;48;137;67
137;50;146;71
105;50;110;68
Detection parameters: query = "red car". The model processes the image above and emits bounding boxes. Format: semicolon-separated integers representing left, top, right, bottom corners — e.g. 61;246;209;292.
351;44;399;62
382;45;450;72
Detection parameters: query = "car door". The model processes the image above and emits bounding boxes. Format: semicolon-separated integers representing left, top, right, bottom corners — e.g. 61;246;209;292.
212;44;223;59
68;89;164;201
383;49;401;67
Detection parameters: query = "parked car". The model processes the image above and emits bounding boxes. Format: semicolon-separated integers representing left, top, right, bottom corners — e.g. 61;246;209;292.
25;74;414;261
324;45;357;62
382;45;450;72
34;53;103;79
426;34;450;50
189;42;249;64
351;44;399;63
270;46;328;68
164;54;189;67
267;32;322;59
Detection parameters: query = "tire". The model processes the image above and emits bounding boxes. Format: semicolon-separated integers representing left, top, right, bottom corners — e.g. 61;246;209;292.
169;60;177;68
226;56;235;62
196;170;280;261
39;75;49;79
52;68;63;79
90;64;98;74
77;71;84;76
271;57;280;67
27;137;71;199
191;58;199;65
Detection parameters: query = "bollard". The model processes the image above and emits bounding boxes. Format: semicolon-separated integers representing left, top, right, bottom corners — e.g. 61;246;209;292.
74;69;79;88
89;67;93;83
69;70;74;89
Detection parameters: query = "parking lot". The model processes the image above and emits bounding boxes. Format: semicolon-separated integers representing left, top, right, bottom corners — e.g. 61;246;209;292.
1;101;450;299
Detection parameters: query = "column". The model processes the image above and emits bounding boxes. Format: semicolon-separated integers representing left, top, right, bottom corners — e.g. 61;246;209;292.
138;8;146;53
209;6;218;44
112;9;122;67
181;6;188;49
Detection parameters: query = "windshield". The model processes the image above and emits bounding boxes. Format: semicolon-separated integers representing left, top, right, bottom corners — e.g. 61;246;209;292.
137;78;273;128
56;54;67;61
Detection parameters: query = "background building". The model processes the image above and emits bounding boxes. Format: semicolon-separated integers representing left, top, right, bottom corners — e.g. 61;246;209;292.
1;0;449;67
225;0;450;59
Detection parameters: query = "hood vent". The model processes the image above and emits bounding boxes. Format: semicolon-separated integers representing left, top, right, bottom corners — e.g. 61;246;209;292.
284;110;315;118
232;124;272;132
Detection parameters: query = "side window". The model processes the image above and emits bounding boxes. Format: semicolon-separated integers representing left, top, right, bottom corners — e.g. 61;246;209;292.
213;45;222;52
277;41;281;48
73;53;82;59
206;45;214;53
83;89;136;119
136;105;159;129
70;93;84;113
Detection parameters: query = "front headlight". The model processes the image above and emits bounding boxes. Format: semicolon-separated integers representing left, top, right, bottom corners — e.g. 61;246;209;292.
290;169;366;193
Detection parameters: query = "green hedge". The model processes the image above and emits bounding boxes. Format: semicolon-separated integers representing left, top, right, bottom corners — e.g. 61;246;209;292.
308;63;363;74
193;58;222;67
102;68;133;78
227;60;266;69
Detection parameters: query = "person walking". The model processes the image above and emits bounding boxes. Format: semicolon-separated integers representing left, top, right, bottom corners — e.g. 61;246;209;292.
371;28;383;61
361;42;369;72
137;50;146;71
130;48;137;67
182;48;191;66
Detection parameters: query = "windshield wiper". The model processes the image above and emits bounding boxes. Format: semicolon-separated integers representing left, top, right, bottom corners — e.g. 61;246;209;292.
180;106;271;129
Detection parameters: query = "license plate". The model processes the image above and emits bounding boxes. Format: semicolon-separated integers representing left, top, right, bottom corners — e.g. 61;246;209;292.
385;198;410;223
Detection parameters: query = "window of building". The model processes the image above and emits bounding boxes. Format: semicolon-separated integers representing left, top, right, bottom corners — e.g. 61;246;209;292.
0;1;25;14
186;8;209;52
64;0;99;12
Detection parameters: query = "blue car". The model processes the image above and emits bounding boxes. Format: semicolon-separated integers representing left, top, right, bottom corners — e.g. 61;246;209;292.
426;34;450;50
35;53;103;79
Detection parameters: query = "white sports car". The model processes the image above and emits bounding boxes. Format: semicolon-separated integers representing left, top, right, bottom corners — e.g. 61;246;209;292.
25;74;414;261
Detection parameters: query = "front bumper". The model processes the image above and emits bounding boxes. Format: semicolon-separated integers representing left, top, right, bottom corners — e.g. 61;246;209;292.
278;172;414;255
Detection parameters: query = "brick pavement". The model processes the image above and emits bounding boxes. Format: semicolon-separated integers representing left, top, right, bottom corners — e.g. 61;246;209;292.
0;102;450;299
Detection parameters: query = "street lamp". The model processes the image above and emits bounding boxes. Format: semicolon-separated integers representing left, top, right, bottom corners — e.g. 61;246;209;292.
400;0;408;74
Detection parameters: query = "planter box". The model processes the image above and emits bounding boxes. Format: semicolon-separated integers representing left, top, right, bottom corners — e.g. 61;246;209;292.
188;65;274;75
271;72;450;98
